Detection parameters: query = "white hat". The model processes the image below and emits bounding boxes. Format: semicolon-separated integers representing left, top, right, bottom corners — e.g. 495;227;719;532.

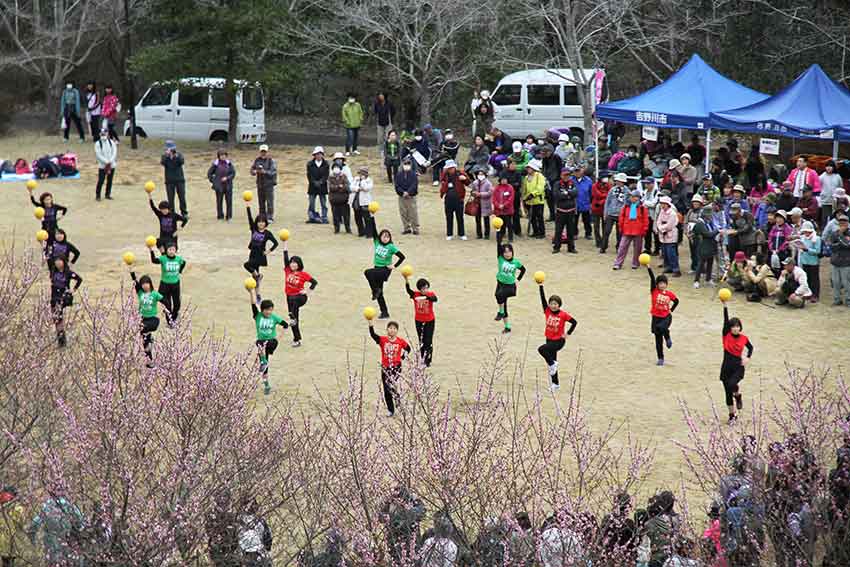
680;153;691;161
614;172;628;182
312;146;324;155
668;159;681;169
691;194;705;204
790;207;803;216
444;160;458;169
558;133;569;142
800;221;815;233
659;195;673;205
332;152;345;160
258;144;269;152
480;90;490;98
512;141;523;152
527;160;541;171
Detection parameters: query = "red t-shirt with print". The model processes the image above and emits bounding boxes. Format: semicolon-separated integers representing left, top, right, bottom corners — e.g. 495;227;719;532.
650;289;677;318
544;308;573;340
379;336;409;367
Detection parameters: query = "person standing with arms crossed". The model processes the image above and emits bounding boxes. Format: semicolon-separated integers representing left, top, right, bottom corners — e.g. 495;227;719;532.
251;145;278;223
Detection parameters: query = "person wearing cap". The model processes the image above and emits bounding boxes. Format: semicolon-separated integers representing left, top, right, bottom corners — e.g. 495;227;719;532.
0;485;24;567
492;173;515;241
819;160;842;227
685;194;705;275
306;146;329;224
395;159;419;235
508;141;531;173
554;133;571;161
775;257;812;307
161;140;188;217
641;177;661;255
540;144;563;221
786;155;820;198
341;92;363;156
827;214;850;306
727;202;757;261
522;160;547;238
655;195;681;276
207;148;236;221
724;184;750;223
373;92;395;156
439;159;469;240
250;145;278;222
331;151;354;185
692;207;720;288
616;145;642;177
677;153;697;188
723;250;751;292
601;172;628;253
767;210;793;272
590;171;611;248
797;221;822;302
797;185;820;225
328;160;352;234
696;174;720;206
552;168;578;254
352;166;374;237
613;189;649;269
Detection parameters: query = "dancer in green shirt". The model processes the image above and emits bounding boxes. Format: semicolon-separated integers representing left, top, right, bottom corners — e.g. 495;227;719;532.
363;214;405;319
494;231;526;333
249;287;288;395
149;240;185;325
130;270;165;367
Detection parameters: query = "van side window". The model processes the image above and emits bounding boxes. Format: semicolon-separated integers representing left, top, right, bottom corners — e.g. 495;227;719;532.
178;87;209;107
242;86;263;110
492;85;521;106
527;85;559;105
212;88;229;108
564;86;579;105
142;86;172;107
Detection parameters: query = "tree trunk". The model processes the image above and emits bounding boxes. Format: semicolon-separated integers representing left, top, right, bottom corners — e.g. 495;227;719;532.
419;87;432;125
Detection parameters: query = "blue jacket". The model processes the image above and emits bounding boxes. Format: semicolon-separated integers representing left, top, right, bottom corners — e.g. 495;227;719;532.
60;88;81;117
798;235;821;266
604;185;628;218
571;175;593;212
394;169;418;197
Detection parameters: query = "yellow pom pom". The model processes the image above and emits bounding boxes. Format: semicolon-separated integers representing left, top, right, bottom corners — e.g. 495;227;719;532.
26;180;38;190
718;288;732;302
122;251;136;266
145;235;157;248
244;277;257;290
34;207;45;220
492;216;504;230
363;306;377;320
533;271;546;284
368;201;380;213
639;253;651;266
243;190;253;202
400;265;413;278
144;181;156;193
278;228;290;241
35;229;49;242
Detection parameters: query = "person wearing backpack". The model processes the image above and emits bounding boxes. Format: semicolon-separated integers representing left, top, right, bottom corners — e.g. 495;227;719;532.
60;83;85;143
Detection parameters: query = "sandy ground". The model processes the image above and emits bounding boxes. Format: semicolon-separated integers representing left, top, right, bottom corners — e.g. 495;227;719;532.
0;132;845;491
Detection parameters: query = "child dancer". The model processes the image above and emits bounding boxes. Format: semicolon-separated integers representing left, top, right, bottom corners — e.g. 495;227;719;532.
249;287;288;395
495;231;526;333
28;187;68;244
149;240;186;324
43;229;80;265
647;267;679;366
364;214;405;319
282;240;317;347
537;283;577;391
244;205;279;294
130;270;164;367
720;302;753;424
48;255;82;347
368;319;410;417
404;275;437;367
149;195;187;252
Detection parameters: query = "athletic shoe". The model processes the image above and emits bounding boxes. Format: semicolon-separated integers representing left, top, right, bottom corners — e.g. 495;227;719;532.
446;236;453;241
693;282;700;289
687;270;695;275
656;359;664;366
460;236;468;241
631;265;639;269
386;410;395;418
735;393;743;410
353;150;361;155
432;181;439;187
549;383;560;392
263;383;271;395
378;312;390;319
665;336;672;349
548;361;559;376
501;327;511;334
146;361;155;369
584;235;592;240
292;340;302;348
402;229;412;235
552;249;560;254
345;151;351;156
494;312;504;321
728;414;737;425
612;265;621;270
568;249;578;254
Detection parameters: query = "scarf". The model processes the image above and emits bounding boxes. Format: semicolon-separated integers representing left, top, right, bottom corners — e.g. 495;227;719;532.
629;202;638;220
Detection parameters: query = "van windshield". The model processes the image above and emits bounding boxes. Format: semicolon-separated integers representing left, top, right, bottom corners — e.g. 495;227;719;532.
142;86;172;107
242;86;263;110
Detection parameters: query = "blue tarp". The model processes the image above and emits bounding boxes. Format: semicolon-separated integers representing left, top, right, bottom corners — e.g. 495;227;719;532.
710;64;850;140
595;54;768;130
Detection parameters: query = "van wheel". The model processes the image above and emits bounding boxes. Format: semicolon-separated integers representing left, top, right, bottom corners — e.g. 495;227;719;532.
569;128;585;143
210;131;228;143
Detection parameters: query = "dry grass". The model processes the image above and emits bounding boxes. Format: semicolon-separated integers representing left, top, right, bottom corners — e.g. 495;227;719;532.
0;131;844;492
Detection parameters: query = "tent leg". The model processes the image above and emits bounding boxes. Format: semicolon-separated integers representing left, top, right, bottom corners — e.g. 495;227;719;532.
834;139;839;160
678;128;682;142
705;129;712;165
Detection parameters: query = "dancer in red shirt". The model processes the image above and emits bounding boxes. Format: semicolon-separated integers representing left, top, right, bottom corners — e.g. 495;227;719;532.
282;240;317;347
368;319;411;417
537;283;577;391
720;302;753;424
647;267;679;366
404;275;437;367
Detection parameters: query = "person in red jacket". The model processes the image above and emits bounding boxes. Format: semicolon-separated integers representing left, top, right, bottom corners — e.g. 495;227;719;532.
613;189;649;270
439;160;469;240
369;319;411;417
797;185;820;225
719;302;753;424
591;172;611;249
404;275;437;367
492;173;516;241
537;282;578;391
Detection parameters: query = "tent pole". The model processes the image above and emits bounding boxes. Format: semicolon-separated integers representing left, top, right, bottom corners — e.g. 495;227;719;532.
678;128;682;143
834;139;839;160
705;129;712;166
594;119;599;179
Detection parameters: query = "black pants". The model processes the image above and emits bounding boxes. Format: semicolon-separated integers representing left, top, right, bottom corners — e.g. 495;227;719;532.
444;194;465;237
601;216;620;251
382;365;402;413
158;281;181;322
244;251;268;275
553;211;577;251
166;181;188;216
141;316;160;359
546;189;556;221
722;379;740;407
475;213;490;239
644;221;658;253
96;168;114;198
63;109;85;140
156;235;178;251
287;294;308;342
497;215;514;241
513;192;523;236
332;203;351;232
432;162;444;182
106;119;119;141
695;255;714;283
415;319;435;366
651;315;672;360
495;282;516;315
578;210;591;238
89;114;101;138
354;205;370;237
364;266;391;315
386;164;399;183
256;339;279;377
215;187;233;220
802;264;820;298
538;338;565;384
529;204;545;237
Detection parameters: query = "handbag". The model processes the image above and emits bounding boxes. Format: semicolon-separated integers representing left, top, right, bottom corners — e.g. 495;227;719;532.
464;195;480;217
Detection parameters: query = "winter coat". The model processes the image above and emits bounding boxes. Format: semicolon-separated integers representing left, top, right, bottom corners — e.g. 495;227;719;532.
341;101;364;129
328;173;351;206
553;180;578;212
307;159;330;196
394;169;418;197
101;94;120;120
60;88;81;117
616;156;643;176
692;218;720;257
729;211;757;247
604;185;628;218
352;176;373;207
786;167;821;196
161;151;185;183
471;178;493;216
677;164;698;187
643;182;661;220
439;139;460;161
385;140;401;166
797;195;819;222
492;183;515;216
618;202;649;236
467;144;490;170
425;129;443;151
798;234;821;266
439;170;468;200
0;500;25;557
572;175;593;212
251;157;277;189
508;150;531;172
207;159;236;192
591;181;611;216
768;223;793;253
94;139;117;169
655;206;679;244
819;172;843;203
745;263;777;296
542;154;563;185
829;229;850;267
521;172;546;206
373;100;394;126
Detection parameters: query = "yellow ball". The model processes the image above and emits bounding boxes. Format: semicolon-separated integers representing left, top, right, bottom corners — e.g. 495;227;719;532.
244;277;257;290
368;201;380;213
400;265;414;277
145;235;157;248
718;288;732;302
492;216;504;230
144;181;156;193
26;180;38;190
243;190;253;202
34;206;45;220
533;271;546;284
278;228;290;241
639;253;651;266
122;251;136;266
35;229;49;242
363;306;377;320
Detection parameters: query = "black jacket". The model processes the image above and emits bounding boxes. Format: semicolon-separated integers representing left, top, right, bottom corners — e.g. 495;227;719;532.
373;100;395;126
553;180;578;211
306;159;329;195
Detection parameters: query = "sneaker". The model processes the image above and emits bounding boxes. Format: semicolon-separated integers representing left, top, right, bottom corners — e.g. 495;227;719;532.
548;361;558;376
809;296;818;304
345;151;351;156
402;229;412;234
263;383;271;395
146;361;155;369
501;327;512;334
599;249;606;254
612;265;621;270
735;393;743;410
665;336;672;349
631;265;639;269
568;249;578;254
494;312;504;321
728;414;737;425
446;236;453;241
460;236;468;241
656;359;665;366
552;249;560;254
386;410;395;418
549;383;561;392
693;281;700;289
378;312;390;319
584;235;592;240
687;270;696;275
432;181;439;187
672;272;682;278
105;195;113;200
412;230;420;235
292;340;302;348
353;150;361;156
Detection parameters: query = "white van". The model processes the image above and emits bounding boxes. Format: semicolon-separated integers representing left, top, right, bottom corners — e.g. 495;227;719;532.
490;69;607;139
125;77;266;143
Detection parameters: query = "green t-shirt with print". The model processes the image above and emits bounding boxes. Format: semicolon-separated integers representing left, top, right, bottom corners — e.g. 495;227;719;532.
255;312;285;341
373;241;399;268
158;254;184;284
137;290;164;318
497;255;523;285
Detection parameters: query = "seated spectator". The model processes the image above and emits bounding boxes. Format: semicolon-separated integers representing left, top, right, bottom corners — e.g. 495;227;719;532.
723;251;750;291
775;257;812;308
742;254;777;301
617;145;643;177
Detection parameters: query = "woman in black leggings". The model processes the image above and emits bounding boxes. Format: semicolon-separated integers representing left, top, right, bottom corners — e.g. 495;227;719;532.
537;283;577;391
647;267;679;366
363;215;405;318
282;240;318;347
719;303;753;424
244;205;278;296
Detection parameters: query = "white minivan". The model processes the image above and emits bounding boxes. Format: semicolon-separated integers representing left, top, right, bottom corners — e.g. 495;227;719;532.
490;69;607;139
125;77;266;143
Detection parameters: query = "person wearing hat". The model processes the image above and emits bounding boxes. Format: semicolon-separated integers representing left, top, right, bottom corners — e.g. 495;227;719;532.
677;153;697;188
724;184;750;223
601;172;628;253
328;160;352;233
250;144;278;222
522;160;547;238
395;158;419;235
727;202;758;262
685;194;705;275
471;89;495;138
819;160;842;227
613;189;649;269
641;177;661;255
554;133;571;161
331;151;354;185
692;207;720;288
341;93;363;156
508;141;531;173
827;214;850;306
723;250;750;291
786;155;821;198
775;257;812;307
552;168;578;254
439;159;469;240
696;174;720;207
796;221;822;302
767;209;793;272
207;148;236;221
352;166;374;237
161;140;188;217
306;146;329;224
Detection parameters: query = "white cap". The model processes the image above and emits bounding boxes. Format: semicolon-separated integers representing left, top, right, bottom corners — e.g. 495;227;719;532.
512;141;523;152
614;172;628;182
480;90;490;98
558;133;569;142
259;144;269;152
332;152;345;160
444;160;458;169
691;194;705;204
312;146;324;155
790;207;803;216
527;160;542;171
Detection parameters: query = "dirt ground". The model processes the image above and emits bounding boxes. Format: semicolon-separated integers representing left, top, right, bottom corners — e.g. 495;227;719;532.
0;132;845;492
